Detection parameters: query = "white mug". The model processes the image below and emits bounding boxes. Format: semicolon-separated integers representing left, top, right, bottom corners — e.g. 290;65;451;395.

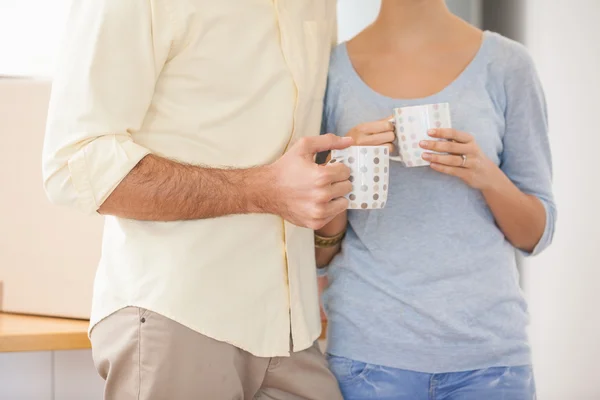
390;102;452;167
330;146;390;210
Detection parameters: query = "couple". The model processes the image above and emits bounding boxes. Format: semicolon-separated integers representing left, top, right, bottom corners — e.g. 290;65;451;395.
43;0;555;399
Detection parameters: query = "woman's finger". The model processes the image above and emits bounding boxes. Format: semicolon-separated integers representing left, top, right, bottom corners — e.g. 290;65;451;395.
428;128;473;143
422;152;467;167
356;131;395;146
350;117;395;137
429;162;468;178
419;139;470;155
385;142;395;155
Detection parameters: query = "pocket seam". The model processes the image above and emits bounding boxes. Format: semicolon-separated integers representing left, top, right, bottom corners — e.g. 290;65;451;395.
327;355;372;383
139;307;151;319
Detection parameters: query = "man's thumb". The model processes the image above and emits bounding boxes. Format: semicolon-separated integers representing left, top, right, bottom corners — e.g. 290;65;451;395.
295;134;353;156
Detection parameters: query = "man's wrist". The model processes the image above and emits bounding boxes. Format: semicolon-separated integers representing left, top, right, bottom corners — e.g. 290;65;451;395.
243;165;278;215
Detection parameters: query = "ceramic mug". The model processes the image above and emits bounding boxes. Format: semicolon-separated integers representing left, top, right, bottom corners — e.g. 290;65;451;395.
329;145;390;210
390;102;452;167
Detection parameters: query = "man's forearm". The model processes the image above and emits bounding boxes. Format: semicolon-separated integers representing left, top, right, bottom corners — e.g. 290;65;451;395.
98;154;271;221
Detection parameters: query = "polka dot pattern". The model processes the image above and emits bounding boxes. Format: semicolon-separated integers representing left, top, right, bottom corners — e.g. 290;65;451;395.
390;103;452;167
330;145;390;210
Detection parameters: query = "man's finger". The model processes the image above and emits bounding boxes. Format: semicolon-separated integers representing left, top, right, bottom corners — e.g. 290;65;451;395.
324;197;349;216
329;181;353;199
320;163;351;184
296;134;353;156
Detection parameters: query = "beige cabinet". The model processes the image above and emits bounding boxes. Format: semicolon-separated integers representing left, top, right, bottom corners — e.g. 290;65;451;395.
0;78;101;319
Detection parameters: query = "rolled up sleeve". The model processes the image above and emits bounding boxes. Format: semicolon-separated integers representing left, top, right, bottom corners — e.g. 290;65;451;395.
42;0;176;213
501;47;557;257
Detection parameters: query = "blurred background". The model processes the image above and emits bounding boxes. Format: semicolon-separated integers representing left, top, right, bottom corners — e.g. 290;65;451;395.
1;1;598;399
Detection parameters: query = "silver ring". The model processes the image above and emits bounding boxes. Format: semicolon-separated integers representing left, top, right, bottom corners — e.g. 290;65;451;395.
461;154;467;167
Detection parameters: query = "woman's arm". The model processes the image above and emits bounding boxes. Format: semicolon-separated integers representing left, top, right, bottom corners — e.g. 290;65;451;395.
423;136;549;253
315;212;347;267
480;167;546;252
315;117;396;267
421;48;556;255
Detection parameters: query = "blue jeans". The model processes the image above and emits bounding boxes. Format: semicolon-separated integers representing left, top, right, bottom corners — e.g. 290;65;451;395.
327;355;536;400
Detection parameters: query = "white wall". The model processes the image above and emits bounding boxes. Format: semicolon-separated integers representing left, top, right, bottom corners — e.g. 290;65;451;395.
522;1;600;399
336;0;481;43
482;0;525;43
446;0;481;28
0;0;479;77
337;0;381;42
0;0;71;77
0;350;103;400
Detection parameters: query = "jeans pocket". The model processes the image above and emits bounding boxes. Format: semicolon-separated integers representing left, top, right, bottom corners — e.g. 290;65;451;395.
327;354;371;383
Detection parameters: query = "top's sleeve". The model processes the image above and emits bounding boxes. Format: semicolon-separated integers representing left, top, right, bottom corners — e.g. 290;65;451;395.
42;0;178;214
500;45;557;256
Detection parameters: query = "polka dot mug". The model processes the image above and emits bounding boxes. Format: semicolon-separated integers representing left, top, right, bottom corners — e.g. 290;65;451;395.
390;102;452;167
329;145;390;210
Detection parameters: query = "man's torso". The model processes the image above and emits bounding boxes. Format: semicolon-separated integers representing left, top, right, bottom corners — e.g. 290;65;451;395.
91;0;337;357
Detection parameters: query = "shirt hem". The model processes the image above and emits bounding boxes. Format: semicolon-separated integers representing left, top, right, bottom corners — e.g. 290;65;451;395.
89;304;319;359
326;340;532;374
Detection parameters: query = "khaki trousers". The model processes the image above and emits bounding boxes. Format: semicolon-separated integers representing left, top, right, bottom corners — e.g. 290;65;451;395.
90;307;342;400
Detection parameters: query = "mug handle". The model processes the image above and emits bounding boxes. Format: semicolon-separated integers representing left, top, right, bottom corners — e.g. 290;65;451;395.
328;156;345;165
388;117;402;160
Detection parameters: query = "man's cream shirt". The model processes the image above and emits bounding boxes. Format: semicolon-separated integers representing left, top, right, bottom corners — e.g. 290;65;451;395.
42;0;337;357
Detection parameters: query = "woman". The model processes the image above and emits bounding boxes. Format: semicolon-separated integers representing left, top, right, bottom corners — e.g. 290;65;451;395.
316;1;555;399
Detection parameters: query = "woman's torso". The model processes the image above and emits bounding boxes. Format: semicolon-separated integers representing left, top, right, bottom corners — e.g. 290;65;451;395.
322;31;531;373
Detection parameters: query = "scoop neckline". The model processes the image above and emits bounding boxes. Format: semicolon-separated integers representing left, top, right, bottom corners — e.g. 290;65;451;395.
340;30;493;105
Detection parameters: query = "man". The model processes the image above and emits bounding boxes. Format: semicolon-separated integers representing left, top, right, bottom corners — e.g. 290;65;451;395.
42;1;350;398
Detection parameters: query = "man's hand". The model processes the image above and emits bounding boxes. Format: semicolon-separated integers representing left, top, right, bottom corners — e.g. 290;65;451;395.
97;134;353;225
264;134;353;230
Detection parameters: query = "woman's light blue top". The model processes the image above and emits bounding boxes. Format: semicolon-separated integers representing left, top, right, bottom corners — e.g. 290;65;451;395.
322;31;556;373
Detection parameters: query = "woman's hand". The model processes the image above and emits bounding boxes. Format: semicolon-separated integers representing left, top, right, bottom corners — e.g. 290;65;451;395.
420;128;501;190
344;117;396;153
316;118;394;266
